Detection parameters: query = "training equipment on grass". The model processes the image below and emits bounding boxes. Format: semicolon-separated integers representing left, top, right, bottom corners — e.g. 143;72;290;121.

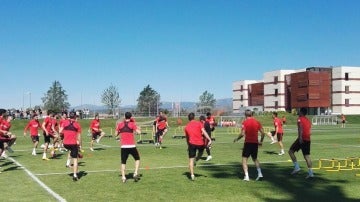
311;115;338;126
312;157;360;172
137;126;154;144
172;126;185;139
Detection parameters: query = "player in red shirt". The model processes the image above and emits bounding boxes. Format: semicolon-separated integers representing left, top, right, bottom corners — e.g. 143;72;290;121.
59;111;82;181
234;110;265;181
154;111;168;149
0;113;17;157
57;112;68;152
206;112;216;131
153;111;169;149
289;108;314;178
184;112;212;181
341;114;346;128
89;113;105;151
24;113;41;155
268;112;285;155
41;110;59;160
116;112;141;183
200;115;213;161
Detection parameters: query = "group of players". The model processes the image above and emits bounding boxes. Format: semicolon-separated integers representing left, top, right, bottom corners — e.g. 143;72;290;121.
233;108;314;181
1;106;313;182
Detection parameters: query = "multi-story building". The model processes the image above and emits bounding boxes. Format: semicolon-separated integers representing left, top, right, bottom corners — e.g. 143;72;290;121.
263;70;296;112
233;66;360;115
248;82;264;107
232;80;259;113
287;67;332;115
332;66;360;114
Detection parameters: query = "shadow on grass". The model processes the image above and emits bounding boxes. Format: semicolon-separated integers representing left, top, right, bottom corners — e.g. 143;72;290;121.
182;172;208;180
263;150;280;155
118;173;143;182
0;161;14;167
51;153;64;159
201;162;357;201
3;165;21;172
67;171;87;178
0;160;20;172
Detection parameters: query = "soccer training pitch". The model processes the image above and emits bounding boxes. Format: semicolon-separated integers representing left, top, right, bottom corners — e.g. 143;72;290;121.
3;117;360;201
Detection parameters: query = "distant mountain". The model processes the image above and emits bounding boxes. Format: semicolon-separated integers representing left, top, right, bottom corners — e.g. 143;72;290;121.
216;98;232;108
73;98;232;112
70;104;107;111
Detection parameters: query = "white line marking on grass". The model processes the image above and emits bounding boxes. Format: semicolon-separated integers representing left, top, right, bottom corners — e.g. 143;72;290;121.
8;157;67;202
34;160;297;176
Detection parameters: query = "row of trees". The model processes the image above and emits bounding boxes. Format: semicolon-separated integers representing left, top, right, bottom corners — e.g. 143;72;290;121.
41;81;216;115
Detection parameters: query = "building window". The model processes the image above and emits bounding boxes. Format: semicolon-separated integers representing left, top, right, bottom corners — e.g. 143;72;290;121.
298;80;308;88
345;99;349;107
345;73;349;81
274;76;278;84
240;85;243;91
345;86;349;94
274;101;278;109
274;89;278;97
240;95;243;101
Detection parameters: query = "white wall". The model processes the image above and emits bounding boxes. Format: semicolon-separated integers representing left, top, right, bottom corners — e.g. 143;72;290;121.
263;70;295;111
232;80;259;113
332;66;360;114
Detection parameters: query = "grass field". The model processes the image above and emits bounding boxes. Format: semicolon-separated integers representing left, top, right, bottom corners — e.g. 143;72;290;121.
2;116;360;201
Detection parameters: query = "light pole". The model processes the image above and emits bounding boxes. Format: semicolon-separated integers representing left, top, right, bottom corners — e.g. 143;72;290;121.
22;92;24;111
29;92;31;109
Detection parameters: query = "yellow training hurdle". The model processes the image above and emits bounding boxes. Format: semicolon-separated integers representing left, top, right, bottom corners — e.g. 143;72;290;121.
313;157;360;173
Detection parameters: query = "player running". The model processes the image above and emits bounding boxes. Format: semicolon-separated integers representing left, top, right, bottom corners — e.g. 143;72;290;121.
89;113;105;151
24;113;41;155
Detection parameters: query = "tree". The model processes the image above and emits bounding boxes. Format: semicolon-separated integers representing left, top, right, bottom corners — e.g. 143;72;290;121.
137;85;161;116
41;81;70;114
101;84;121;115
197;90;216;114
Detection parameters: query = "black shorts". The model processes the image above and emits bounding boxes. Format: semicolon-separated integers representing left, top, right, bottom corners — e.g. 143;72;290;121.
0;141;4;150
242;142;259;160
270;131;276;136
156;128;165;136
121;147;140;164
31;135;39;142
43;131;54;143
289;139;311;156
187;144;205;158
64;144;79;158
271;131;284;141
92;132;101;140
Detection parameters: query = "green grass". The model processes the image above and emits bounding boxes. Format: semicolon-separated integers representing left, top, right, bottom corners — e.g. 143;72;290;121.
3;117;360;201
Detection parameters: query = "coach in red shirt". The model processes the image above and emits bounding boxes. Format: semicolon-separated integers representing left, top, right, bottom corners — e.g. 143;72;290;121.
234;109;265;181
184;112;212;181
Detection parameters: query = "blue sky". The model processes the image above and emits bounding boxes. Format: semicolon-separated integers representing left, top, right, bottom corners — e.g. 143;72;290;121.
1;0;360;109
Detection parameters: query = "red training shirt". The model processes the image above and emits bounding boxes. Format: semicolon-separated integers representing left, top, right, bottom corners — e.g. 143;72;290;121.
184;120;205;146
298;116;311;141
90;119;100;133
274;117;283;133
61;119;82;145
24;119;41;136
116;121;138;148
241;117;262;144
